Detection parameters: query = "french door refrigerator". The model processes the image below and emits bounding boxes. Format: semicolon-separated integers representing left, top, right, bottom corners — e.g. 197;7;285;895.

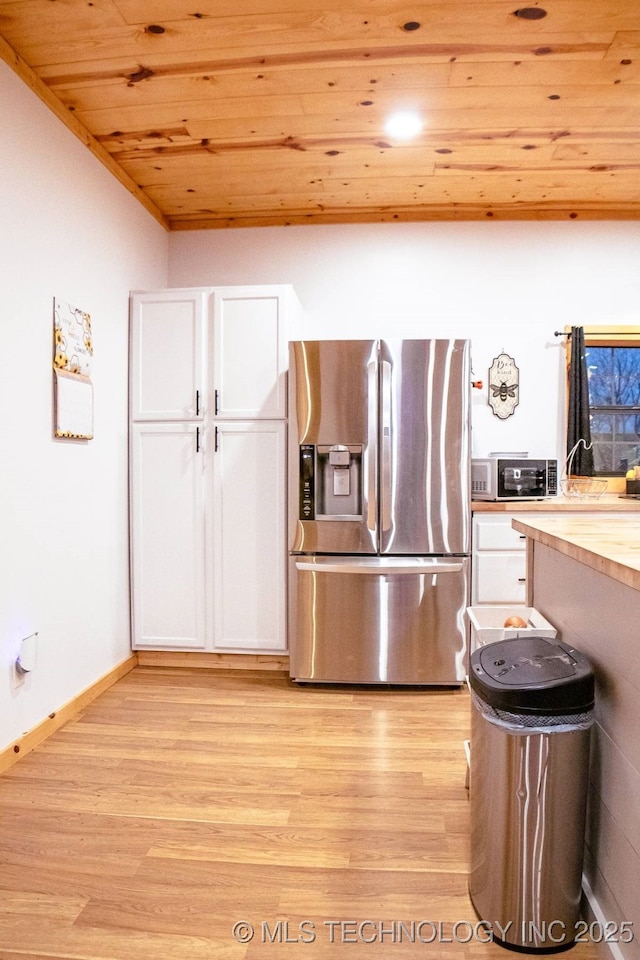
288;339;471;685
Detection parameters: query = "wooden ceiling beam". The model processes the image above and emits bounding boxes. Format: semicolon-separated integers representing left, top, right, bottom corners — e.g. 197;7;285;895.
168;202;640;231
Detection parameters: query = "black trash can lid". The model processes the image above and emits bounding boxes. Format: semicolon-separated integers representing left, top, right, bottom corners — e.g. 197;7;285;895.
469;636;594;715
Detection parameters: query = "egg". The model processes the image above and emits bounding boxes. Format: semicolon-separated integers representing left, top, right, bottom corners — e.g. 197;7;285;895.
503;615;528;629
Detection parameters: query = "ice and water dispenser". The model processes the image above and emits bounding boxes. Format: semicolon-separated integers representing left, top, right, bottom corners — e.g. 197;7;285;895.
299;443;363;520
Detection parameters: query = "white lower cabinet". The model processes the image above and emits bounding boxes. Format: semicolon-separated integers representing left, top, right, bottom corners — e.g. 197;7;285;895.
471;513;531;605
471;510;602;605
211;421;287;651
131;422;207;649
130;420;287;653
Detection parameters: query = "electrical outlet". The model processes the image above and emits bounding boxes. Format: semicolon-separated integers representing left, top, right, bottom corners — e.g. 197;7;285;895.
17;632;38;673
10;631;38;689
11;661;26;689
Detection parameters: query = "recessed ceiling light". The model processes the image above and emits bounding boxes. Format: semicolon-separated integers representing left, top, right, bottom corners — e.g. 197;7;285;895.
384;112;423;140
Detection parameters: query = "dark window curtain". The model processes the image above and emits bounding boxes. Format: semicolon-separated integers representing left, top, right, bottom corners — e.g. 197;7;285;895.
567;326;595;476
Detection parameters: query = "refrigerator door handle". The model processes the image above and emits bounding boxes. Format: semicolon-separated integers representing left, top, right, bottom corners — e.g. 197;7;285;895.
295;558;465;575
366;359;378;532
380;359;392;532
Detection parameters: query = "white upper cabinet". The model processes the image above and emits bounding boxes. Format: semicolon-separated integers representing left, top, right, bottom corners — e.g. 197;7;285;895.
130;289;208;421
211;285;297;420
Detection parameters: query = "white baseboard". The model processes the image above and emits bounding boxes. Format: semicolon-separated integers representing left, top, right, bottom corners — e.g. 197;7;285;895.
582;874;627;960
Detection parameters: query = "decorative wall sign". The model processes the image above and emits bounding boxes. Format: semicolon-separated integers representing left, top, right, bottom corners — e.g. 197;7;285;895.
53;298;94;439
488;351;519;419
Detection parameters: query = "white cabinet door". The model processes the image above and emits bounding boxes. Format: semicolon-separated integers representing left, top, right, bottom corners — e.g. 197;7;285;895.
473;552;527;604
131;422;207;649
211;286;291;420
474;517;528;551
212;421;287;651
130;289;208;420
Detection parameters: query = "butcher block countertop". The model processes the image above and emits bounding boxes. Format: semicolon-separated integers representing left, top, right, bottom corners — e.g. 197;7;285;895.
472;494;640;513
512;515;640;592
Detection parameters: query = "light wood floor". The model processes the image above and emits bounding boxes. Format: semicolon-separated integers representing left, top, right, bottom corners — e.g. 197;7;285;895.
0;668;601;959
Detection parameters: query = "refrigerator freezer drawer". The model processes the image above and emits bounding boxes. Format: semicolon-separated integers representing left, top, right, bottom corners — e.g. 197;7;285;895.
289;555;470;684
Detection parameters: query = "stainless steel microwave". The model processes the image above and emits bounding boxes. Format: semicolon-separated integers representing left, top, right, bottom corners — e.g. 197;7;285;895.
471;457;558;500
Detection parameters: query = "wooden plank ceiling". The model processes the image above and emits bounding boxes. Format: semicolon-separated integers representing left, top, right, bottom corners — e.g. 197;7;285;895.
1;0;640;230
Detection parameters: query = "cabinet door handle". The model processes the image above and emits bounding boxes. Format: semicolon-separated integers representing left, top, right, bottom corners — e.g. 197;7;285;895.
196;426;201;453
518;577;526;582
214;389;219;416
196;389;200;416
215;426;219;452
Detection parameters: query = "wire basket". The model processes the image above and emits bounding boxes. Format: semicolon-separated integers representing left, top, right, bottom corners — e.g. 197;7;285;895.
560;477;607;499
560;439;607;498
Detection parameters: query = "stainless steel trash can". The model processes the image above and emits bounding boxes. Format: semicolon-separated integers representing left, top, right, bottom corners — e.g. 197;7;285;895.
468;636;594;953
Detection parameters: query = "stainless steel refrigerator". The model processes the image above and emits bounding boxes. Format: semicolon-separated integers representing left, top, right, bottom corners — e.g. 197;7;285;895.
288;339;471;685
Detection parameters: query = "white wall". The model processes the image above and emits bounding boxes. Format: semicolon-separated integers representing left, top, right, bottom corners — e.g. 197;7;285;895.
0;61;168;751
169;221;640;462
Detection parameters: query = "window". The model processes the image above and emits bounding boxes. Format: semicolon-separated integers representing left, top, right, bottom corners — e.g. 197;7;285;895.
586;343;640;475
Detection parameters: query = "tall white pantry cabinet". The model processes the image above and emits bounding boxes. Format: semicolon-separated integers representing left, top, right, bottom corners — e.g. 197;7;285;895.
129;285;301;654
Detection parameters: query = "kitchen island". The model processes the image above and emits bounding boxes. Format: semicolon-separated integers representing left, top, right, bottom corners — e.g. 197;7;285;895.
512;515;640;960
